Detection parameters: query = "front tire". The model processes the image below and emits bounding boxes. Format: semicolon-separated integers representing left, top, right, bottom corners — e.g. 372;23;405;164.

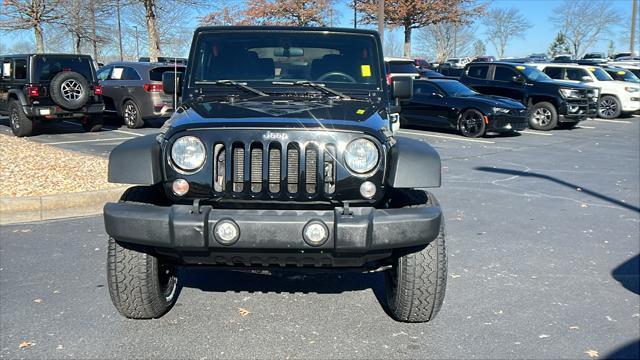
459;109;486;137
9;100;33;137
598;95;622;119
385;192;447;322
528;102;558;130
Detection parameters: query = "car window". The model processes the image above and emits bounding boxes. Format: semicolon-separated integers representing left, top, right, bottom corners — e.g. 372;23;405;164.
587;67;613;81
494;66;518;81
466;65;488;79
121;67;141;80
96;66;112;81
437;81;477;97
565;68;590;81
34;56;93;81
606;69;640;83
388;62;418;74
13;59;27;80
543;67;564;79
149;66;186;81
414;82;440;95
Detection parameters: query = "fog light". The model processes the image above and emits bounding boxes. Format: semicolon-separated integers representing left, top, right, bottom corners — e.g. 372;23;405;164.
303;220;328;246
172;179;189;196
568;105;579;113
360;181;376;199
214;220;240;245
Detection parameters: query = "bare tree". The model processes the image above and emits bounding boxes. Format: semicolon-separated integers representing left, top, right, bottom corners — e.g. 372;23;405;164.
200;5;250;26
549;0;620;58
244;0;334;26
482;7;531;59
8;39;36;54
472;39;485;57
383;33;403;57
0;0;63;53
416;21;475;62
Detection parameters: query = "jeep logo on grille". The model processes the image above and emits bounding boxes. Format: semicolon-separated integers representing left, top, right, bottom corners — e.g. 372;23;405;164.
263;131;289;140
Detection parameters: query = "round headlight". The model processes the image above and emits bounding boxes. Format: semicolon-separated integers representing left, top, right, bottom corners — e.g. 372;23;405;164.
344;138;379;174
171;136;205;172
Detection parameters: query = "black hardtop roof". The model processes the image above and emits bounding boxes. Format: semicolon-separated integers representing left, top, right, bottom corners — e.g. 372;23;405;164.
1;53;93;58
193;26;380;37
467;61;534;67
105;61;185;68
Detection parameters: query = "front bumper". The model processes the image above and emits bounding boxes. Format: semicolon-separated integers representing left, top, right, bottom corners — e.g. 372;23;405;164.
489;113;528;132
103;202;442;267
24;103;104;119
621;95;640;112
559;97;598;122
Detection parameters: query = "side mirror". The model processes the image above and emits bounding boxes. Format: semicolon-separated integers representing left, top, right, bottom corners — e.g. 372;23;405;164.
430;92;444;98
162;71;183;95
391;76;413;100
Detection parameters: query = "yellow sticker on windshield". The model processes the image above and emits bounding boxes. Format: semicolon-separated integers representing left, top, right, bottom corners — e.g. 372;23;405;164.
588;67;596;72
515;66;526;70
618;71;626;75
356;109;365;115
361;65;372;77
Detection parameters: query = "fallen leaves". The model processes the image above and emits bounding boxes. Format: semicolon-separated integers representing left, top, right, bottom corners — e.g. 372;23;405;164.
238;308;250;317
569;326;579;330
450;273;461;278
18;341;34;349
584;349;599;358
538;334;550;339
33;298;43;304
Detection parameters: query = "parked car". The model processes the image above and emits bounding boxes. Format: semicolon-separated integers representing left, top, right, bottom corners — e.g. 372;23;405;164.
400;79;528;137
534;63;640;119
384;57;420;83
0;53;104;137
460;62;598;130
612;52;639;60
418;69;445;78
96;62;186;128
607;63;640;79
445;57;471;69
552;54;574;63
582;52;608;61
138;57;188;65
527;53;550;62
600;66;640;83
104;26;448;323
472;56;496;62
413;58;431;70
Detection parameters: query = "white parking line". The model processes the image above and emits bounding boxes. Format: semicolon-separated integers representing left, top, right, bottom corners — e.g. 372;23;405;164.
576;125;596;129
46;137;133;145
63;120;144;137
397;130;496;144
520;130;554;136
591;119;632;124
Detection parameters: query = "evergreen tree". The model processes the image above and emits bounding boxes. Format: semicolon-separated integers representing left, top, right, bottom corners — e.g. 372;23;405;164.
548;32;570;57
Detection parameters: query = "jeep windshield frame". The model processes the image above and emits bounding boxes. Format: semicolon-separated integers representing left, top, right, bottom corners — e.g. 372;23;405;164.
185;28;385;98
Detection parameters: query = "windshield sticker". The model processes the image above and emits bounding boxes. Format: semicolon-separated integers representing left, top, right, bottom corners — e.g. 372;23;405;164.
361;65;372;77
356;109;365;115
588;67;596;72
515;65;526;70
617;71;626;75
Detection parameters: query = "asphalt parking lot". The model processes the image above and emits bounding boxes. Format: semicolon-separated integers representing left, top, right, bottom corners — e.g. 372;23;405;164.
1;116;639;359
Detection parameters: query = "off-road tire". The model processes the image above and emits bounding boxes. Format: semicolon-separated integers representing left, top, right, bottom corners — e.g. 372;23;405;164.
82;114;103;132
9;100;33;137
528;102;558;131
385;191;447;322
122;100;144;129
50;71;90;110
598;95;622;119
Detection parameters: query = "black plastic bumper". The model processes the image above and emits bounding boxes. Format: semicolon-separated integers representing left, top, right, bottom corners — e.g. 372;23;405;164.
103;202;442;264
24;102;104;118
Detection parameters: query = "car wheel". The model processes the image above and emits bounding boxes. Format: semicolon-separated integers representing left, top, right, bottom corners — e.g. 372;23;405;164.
528;102;558;130
107;237;178;319
49;71;90;110
122;100;144;129
9;100;33;137
385;191;447;323
598;95;621;119
82;114;103;132
459;109;486;137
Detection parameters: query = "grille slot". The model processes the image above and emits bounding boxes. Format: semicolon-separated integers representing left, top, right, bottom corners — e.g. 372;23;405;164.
324;145;336;194
287;145;299;193
305;147;317;194
213;144;225;192
233;145;244;192
268;146;281;193
250;146;262;193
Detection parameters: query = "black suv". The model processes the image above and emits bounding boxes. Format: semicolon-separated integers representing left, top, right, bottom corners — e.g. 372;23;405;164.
103;26;447;323
0;54;104;136
460;62;598;130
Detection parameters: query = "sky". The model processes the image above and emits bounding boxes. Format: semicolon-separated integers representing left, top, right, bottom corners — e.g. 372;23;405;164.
2;0;637;59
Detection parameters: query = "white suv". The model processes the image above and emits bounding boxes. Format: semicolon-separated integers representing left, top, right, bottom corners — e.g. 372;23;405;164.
533;63;640;119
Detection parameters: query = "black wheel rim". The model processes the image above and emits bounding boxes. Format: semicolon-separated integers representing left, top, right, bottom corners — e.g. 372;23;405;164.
124;103;137;126
461;111;483;135
10;110;19;130
159;263;177;302
599;98;617;117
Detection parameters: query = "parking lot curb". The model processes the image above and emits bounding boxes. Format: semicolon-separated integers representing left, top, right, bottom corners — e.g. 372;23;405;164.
0;186;129;225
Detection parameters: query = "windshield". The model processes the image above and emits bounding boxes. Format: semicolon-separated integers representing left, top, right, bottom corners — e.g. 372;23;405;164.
190;31;382;91
588;67;614;81
388;62;418;74
519;66;551;81
607;69;640;83
437;81;477;96
35;56;93;81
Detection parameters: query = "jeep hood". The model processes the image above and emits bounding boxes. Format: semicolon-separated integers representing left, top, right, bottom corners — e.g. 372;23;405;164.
164;99;390;139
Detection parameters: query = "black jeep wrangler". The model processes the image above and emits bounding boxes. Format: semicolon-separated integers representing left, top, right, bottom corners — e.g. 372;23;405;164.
103;27;446;322
0;54;104;136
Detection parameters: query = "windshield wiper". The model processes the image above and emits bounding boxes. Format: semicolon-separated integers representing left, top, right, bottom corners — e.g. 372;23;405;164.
194;80;268;97
272;81;351;100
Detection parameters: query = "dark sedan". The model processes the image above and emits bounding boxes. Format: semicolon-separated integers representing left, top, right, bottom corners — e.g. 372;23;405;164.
400;79;528;137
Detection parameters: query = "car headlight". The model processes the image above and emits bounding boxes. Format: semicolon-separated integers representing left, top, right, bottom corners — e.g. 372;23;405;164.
171;136;206;172
492;107;510;114
344;138;379;174
625;87;640;93
559;88;582;99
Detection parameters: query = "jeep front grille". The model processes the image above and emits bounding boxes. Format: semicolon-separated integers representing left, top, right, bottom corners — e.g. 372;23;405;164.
213;140;337;198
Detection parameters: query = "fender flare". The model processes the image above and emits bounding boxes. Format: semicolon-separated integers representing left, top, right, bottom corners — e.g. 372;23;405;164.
108;134;162;185
386;136;441;189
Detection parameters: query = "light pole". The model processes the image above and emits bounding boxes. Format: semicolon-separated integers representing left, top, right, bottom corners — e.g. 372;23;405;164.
631;0;638;54
116;0;124;61
354;0;357;28
134;26;140;60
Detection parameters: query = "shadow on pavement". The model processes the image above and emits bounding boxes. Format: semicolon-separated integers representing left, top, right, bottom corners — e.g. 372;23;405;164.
178;267;388;308
605;339;640;359
474;167;640;213
612;254;639;295
401;123;522;139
